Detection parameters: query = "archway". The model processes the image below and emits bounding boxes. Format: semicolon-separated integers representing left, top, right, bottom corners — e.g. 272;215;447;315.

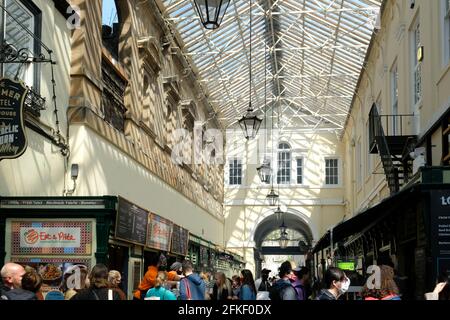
253;210;314;278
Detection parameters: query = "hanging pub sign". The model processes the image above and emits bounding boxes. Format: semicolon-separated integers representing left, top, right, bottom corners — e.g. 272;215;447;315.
0;77;28;161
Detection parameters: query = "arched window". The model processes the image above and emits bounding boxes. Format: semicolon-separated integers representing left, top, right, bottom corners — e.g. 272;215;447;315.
277;143;291;184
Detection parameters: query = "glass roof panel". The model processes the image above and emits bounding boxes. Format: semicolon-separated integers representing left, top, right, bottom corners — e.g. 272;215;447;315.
160;0;382;133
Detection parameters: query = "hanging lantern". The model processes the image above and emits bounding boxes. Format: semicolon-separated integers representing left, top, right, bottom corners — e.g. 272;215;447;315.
238;106;262;140
279;221;288;248
193;0;231;30
274;206;284;220
257;158;271;184
279;233;289;249
267;188;279;206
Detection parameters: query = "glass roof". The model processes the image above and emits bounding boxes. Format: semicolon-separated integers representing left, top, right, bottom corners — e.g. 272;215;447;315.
160;0;382;134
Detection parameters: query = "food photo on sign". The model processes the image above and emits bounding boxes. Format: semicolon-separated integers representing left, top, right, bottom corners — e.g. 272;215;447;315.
13;260;91;299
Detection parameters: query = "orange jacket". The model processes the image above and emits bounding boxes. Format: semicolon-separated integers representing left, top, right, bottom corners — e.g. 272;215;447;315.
167;271;178;281
133;266;158;299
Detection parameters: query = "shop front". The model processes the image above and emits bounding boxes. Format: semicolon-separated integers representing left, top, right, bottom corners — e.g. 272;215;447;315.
312;167;450;300
0;196;116;299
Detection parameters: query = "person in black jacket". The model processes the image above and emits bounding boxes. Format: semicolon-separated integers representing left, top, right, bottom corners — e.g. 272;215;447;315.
71;264;121;300
1;263;29;300
317;267;348;301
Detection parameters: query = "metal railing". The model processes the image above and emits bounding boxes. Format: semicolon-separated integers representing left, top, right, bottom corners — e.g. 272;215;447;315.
377;114;416;137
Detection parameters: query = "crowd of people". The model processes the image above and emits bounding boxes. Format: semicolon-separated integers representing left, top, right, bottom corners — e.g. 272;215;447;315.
1;257;449;300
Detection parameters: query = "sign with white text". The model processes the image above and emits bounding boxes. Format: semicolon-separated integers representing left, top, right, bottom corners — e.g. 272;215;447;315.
11;220;93;255
20;227;81;248
0;77;28;161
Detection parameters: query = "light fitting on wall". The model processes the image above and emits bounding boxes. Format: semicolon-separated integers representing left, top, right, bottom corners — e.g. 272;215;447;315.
64;163;79;196
238;0;262;140
193;0;231;30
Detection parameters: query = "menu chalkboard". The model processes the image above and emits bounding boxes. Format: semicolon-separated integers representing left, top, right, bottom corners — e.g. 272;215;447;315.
115;197;148;245
171;224;189;256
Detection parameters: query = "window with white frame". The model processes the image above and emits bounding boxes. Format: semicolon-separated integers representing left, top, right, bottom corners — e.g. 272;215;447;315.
412;20;422;105
228;158;242;185
277;143;291;185
325;158;339;185
0;0;40;88
296;158;303;185
391;62;399;135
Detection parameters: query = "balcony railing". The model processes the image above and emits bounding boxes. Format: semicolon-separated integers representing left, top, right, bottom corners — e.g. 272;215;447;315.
377;114;416;137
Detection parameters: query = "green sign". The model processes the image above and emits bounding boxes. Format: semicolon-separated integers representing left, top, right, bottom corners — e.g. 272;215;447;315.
337;262;355;271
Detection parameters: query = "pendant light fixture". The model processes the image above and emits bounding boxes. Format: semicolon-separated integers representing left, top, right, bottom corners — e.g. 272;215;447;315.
238;0;262;140
279;218;289;249
266;13;278;206
257;18;271;184
193;0;231;30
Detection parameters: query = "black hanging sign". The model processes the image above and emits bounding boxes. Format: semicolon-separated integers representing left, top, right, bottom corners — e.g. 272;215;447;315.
0;77;28;161
430;190;450;279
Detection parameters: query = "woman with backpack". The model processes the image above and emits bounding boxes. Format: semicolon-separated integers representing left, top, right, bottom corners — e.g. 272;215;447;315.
145;271;177;300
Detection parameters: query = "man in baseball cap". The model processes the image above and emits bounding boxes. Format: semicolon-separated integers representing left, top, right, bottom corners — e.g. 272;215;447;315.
255;268;272;294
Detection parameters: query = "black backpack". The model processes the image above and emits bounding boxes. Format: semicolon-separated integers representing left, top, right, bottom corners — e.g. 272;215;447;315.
268;282;291;301
258;280;270;292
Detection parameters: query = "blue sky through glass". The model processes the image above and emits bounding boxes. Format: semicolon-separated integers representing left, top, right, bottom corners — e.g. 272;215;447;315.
102;0;118;26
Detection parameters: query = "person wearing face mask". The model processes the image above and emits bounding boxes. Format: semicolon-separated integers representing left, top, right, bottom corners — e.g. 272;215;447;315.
317;267;349;300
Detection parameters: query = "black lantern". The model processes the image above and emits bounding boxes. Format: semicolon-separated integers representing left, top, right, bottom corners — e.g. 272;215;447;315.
279;221;289;249
238;0;262;140
257;158;271;184
238;106;262;140
267;188;279;206
275;206;284;220
193;0;231;30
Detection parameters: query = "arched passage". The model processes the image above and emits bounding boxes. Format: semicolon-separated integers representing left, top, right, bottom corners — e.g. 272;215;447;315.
253;210;314;278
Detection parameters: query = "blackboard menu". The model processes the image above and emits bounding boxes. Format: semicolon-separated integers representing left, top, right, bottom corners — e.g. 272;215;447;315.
115;197;148;245
171;224;189;256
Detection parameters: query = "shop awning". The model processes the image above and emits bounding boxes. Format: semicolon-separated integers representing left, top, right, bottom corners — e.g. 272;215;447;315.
312;184;422;253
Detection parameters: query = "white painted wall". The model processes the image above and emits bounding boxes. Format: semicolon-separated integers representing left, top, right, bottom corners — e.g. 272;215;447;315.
224;129;346;272
0;0;71;197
